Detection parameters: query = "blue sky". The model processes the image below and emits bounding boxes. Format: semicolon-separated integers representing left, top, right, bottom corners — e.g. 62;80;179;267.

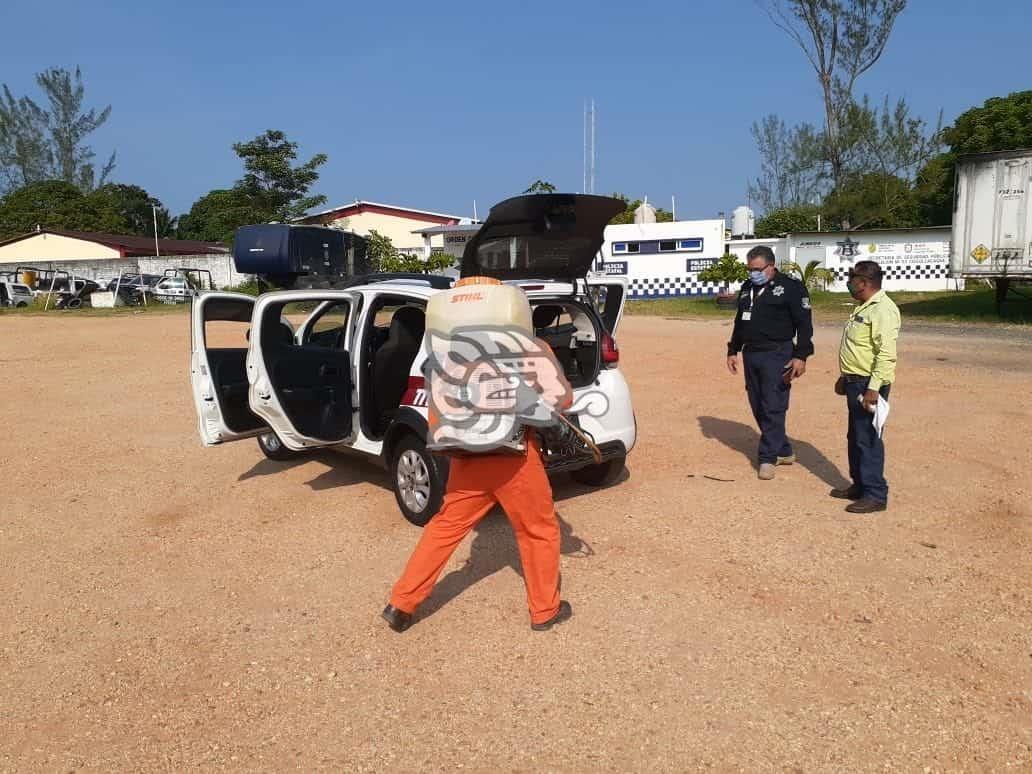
1;0;1028;221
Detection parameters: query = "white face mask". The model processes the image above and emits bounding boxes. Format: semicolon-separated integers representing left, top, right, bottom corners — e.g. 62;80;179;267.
749;268;769;285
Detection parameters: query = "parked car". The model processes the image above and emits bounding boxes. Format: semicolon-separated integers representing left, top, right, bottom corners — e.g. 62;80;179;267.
106;274;163;305
189;194;636;526
152;276;195;303
0;281;34;307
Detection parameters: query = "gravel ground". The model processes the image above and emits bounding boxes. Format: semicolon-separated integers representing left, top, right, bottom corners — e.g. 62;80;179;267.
1;312;1030;772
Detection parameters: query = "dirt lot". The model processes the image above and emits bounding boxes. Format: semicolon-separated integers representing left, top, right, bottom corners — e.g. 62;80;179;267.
2;311;1031;772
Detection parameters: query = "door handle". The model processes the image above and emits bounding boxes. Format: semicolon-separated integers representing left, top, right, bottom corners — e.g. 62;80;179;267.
320;365;340;377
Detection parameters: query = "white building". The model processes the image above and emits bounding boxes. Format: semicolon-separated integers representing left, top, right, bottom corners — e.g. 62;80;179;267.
296;200;475;255
597;219;727;299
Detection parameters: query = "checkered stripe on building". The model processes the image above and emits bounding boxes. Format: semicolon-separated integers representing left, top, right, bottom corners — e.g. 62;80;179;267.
628;277;724;298
832;263;950;282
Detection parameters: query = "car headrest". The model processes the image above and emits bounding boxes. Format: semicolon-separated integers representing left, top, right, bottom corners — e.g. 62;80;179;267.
533;304;562;329
389;306;425;342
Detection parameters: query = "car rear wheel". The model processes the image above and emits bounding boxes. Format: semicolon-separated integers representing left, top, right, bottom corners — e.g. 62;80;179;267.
570;455;626;487
257;431;300;461
390;434;448;527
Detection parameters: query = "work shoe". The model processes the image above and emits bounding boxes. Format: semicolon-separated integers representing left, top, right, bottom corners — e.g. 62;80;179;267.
830;485;863;500
381;604;413;633
758;463;776;480
777;454;796;465
845;498;887;514
531;600;572;631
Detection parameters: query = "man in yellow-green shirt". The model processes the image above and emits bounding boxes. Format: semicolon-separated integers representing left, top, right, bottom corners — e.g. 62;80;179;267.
832;260;901;514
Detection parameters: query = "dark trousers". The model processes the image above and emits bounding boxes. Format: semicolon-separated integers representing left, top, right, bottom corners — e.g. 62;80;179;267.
743;342;794;465
844;378;891;503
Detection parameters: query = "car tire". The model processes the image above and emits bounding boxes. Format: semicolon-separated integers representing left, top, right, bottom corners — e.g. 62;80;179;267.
570;455;626;487
390;434;448;527
257;431;300;461
15;301;28;308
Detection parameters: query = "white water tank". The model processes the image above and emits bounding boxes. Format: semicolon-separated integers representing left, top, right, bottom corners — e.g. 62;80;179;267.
732;206;755;237
634;201;657;224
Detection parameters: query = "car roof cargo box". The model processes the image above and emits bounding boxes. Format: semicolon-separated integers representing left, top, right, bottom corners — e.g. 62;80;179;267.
233;224;370;288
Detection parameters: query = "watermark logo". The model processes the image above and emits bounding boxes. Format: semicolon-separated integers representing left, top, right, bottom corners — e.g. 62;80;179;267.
422;324;610;453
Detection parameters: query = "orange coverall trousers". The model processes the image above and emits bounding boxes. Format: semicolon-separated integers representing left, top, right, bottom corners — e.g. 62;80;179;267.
389;434;561;625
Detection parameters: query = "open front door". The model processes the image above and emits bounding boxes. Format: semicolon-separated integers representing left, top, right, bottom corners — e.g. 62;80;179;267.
247;290;360;451
585;274;628;334
191;292;270;445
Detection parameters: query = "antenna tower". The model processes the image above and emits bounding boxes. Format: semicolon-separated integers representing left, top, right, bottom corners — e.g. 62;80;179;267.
583;99;596;194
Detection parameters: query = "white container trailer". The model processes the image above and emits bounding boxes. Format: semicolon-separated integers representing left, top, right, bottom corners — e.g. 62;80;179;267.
951;148;1032;307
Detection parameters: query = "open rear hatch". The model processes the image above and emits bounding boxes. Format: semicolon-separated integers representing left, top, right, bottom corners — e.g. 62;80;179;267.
460;193;625;282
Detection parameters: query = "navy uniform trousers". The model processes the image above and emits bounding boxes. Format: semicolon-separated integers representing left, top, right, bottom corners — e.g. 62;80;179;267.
843;376;891;504
742;341;794;465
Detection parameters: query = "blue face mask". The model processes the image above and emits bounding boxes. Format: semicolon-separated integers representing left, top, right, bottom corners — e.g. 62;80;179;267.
749;269;769;285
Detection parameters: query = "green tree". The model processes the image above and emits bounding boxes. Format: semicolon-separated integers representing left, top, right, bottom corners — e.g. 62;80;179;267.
523;179;557;194
0;179;127;239
698;253;748;288
607;193;674;225
90;183;177;237
0;86;49;192
366;229;455;274
822;170;919;230
177;188;264;244
754;203;820;237
232;129;327;222
748;115;823;212
752;1;942;228
757;0;907;191
780;259;836;291
916;90;1032;225
0;67;115;193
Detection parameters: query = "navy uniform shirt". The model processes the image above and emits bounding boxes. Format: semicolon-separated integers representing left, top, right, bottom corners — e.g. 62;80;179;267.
727;271;814;360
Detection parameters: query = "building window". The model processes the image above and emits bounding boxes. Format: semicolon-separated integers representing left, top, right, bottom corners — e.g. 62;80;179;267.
659;240;676;252
613;242;627;254
626;242;640;254
679;238;703;252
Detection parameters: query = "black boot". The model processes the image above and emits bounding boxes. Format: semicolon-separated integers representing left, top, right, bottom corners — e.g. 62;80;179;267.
830;485;863;500
531;600;572;631
382;604;413;633
845;498;887;514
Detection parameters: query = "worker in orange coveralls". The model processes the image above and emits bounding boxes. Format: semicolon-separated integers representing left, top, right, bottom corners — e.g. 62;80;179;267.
382;278;574;633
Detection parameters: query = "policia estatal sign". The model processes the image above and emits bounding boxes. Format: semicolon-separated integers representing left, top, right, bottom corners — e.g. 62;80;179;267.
726;246;814;480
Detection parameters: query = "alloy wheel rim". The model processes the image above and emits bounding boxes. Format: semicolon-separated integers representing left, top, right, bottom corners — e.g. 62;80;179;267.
397;450;431;513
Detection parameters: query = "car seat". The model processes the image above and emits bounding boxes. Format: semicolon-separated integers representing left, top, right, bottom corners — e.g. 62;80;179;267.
370;306;425;432
533;304;563;332
533;304;577;380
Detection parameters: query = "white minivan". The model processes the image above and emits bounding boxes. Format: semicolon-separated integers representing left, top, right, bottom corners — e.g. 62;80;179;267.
189;194;637;525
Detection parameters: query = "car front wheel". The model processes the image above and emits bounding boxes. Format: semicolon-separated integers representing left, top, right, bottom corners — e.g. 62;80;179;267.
390;434;448;527
257;431;300;461
570;455;626;487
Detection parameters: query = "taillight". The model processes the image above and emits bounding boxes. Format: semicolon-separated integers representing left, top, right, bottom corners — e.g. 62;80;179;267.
601;331;619;366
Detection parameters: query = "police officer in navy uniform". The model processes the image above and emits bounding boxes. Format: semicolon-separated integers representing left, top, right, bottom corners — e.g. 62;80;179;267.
726;246;814;480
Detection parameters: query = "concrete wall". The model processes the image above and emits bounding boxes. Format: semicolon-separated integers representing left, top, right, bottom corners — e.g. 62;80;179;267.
0;254;248;289
0;232;122;261
726;237;787;264
787;228;962;292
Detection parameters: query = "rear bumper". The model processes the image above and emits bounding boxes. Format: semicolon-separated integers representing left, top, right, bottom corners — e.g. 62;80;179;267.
543;440;626;474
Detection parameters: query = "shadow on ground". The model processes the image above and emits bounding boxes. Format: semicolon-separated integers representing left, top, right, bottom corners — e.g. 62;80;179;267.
697;416;849;489
409;511;594;625
238;450;632;502
237;450;392;493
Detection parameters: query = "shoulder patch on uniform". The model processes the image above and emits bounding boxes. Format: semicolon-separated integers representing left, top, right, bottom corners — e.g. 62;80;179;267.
772;285;785;297
801;297;811;309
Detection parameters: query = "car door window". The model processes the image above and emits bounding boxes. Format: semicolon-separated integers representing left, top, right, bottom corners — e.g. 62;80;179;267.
304;301;351;349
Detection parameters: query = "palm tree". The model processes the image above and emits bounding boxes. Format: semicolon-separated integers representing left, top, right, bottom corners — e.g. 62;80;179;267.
780;260;836;292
